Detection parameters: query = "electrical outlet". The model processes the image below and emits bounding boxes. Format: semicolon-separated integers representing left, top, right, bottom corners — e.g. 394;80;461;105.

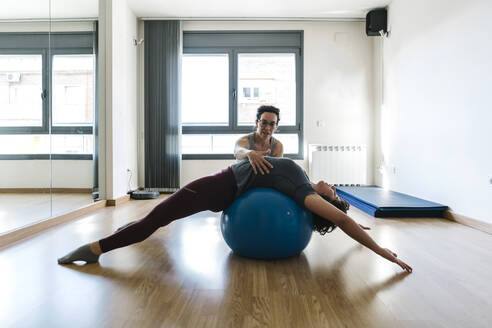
392;166;397;175
127;169;133;193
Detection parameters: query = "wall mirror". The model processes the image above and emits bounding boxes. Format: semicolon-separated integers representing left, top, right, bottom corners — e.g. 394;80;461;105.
0;0;99;235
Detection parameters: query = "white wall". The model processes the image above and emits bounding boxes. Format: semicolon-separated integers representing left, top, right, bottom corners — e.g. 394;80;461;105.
106;0;139;198
180;21;375;185
375;0;492;223
0;160;93;188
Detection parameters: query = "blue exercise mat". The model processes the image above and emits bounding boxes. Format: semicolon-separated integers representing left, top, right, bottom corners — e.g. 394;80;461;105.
336;186;448;218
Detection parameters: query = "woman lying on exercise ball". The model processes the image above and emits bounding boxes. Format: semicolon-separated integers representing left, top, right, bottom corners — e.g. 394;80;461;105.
58;156;413;273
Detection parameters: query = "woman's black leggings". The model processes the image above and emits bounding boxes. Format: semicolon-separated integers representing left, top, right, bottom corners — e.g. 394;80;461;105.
99;168;237;253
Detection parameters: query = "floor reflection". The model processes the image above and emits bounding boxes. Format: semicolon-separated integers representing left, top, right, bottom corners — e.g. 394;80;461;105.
0;192;93;234
167;213;229;289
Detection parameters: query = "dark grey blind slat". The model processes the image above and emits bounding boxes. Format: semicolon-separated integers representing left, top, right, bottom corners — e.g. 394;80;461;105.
51;33;95;49
183;31;302;48
0;32;94;50
144;21;181;191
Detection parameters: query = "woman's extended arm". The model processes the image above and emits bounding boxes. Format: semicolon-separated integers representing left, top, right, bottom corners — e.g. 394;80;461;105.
304;194;413;273
234;136;273;175
234;136;254;160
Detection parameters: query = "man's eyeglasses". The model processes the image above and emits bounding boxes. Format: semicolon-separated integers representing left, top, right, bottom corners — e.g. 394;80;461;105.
258;120;277;127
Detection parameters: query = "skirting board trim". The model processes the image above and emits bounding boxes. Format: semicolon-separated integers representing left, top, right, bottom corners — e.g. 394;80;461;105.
106;194;131;206
444;210;492;235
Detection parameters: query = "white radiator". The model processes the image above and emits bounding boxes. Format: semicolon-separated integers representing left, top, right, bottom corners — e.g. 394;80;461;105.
308;144;367;186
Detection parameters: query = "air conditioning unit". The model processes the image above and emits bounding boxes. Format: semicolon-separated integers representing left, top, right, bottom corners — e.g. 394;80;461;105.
6;72;21;83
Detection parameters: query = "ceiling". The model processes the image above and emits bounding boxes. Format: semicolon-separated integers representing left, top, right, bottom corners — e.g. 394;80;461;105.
0;0;390;20
127;0;390;19
0;1;98;20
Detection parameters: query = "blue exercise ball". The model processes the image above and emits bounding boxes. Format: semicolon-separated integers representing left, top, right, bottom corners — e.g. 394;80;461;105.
220;188;313;260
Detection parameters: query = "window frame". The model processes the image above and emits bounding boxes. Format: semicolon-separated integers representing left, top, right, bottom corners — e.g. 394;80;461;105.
182;31;304;160
0;32;96;160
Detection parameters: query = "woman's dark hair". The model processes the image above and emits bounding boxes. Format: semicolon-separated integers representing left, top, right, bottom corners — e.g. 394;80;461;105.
256;105;280;124
312;196;350;235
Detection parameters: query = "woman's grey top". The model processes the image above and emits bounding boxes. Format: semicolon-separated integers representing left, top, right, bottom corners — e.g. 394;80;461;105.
249;132;276;155
230;157;316;207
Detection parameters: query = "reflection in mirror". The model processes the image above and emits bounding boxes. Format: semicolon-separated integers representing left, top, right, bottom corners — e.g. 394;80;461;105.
49;0;99;217
0;0;51;234
0;0;99;235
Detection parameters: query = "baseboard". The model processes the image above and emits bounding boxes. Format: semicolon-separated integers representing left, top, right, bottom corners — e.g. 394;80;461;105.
444;210;492;235
0;188;92;193
0;200;106;249
106;194;131;206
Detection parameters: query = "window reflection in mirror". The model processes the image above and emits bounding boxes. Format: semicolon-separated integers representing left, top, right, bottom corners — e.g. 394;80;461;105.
0;0;99;235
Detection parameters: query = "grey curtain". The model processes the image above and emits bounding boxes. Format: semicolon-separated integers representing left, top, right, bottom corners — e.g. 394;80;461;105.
144;21;181;192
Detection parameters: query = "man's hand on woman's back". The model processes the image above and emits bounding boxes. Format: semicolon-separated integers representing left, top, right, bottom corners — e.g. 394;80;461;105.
247;150;273;175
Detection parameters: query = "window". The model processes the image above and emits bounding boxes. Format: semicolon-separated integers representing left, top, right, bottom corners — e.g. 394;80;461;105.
0;55;43;127
0;134;93;155
182;31;303;159
182;54;229;126
0;32;96;159
237;53;296;126
182;133;299;155
52;54;95;127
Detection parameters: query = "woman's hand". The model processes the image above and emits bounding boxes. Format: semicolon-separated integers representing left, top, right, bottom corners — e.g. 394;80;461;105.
247;150;273;175
380;248;413;273
304;194;413;274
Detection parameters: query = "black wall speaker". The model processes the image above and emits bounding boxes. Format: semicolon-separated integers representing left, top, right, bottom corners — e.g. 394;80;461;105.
366;8;387;36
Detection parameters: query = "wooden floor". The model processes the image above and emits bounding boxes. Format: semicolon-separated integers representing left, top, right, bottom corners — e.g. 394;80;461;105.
1;196;492;327
0;192;94;234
